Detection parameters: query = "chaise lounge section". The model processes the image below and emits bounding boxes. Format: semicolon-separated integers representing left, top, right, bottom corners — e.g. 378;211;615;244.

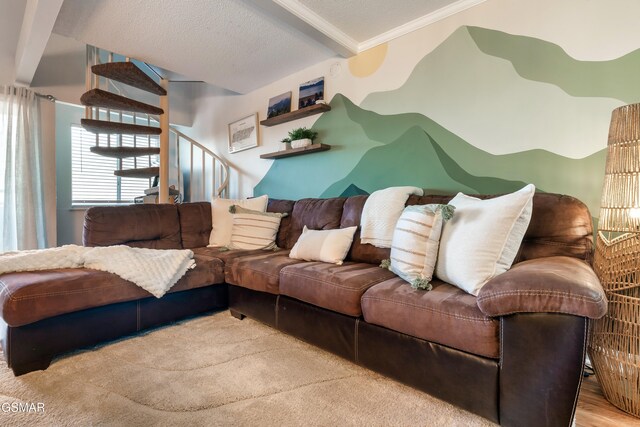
0;192;606;427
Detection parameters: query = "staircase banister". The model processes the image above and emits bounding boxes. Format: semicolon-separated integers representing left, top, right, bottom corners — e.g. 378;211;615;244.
170;127;230;198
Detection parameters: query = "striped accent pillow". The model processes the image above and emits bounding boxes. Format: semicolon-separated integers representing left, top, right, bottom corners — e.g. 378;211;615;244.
381;204;454;290
227;205;287;250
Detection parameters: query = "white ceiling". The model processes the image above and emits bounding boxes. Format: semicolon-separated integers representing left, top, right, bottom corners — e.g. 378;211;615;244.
2;0;482;94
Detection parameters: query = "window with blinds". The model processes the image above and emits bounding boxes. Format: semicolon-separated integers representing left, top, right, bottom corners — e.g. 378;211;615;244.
71;124;159;205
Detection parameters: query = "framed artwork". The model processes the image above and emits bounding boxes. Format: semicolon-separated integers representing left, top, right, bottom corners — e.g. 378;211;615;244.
228;113;259;153
298;77;324;109
267;91;292;118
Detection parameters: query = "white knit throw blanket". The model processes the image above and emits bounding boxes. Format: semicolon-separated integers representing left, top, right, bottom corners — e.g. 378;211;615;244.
360;186;424;248
0;245;195;298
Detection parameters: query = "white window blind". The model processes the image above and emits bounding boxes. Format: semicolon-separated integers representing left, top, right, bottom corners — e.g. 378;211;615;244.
71;124;159;204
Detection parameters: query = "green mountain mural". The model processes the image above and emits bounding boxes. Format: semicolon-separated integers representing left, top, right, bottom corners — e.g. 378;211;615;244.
321;126;526;198
467;26;640;103
254;25;634;217
360;26;621;160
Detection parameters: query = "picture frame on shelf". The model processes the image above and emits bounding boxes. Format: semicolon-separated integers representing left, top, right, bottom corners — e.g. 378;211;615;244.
298;77;324;109
267;91;292;119
228;113;259;154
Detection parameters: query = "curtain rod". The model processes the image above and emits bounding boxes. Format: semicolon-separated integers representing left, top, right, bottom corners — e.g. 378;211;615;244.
35;93;56;102
2;85;57;102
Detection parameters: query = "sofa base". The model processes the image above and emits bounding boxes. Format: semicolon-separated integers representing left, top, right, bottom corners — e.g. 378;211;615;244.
228;284;278;327
358;320;499;422
1;285;228;376
229;285;500;423
278;295;357;361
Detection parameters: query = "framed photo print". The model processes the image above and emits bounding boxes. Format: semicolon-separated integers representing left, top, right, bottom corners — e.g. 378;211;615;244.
298;77;324;109
228;113;259;153
267;91;292;119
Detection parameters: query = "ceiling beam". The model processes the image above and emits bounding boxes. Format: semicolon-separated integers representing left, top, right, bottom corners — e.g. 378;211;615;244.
14;0;65;86
242;0;358;57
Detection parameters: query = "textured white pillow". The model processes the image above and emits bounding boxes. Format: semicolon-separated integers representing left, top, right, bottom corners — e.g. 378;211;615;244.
227;206;286;250
382;204;454;290
435;184;535;295
208;195;268;247
289;226;357;265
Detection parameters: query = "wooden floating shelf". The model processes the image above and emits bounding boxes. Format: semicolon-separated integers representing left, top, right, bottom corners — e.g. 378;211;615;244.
260;143;330;160
260;103;331;127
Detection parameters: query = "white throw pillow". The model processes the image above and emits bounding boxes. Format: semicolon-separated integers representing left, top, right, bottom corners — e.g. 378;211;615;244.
208;195;268;247
227;206;286;250
289;226;357;265
382;204;454;291
435;184;535;296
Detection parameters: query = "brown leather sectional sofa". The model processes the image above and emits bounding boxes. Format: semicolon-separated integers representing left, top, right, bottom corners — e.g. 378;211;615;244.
0;193;606;427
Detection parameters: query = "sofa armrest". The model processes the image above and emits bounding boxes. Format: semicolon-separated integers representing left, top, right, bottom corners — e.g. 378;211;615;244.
476;256;606;319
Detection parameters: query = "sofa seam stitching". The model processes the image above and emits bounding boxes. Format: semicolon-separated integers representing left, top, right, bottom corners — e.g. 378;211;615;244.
3;282;138;301
281;270;390;292
361;295;495;323
477;289;603;303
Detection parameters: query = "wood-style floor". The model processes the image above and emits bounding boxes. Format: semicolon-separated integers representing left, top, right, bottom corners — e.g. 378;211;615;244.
575;375;640;426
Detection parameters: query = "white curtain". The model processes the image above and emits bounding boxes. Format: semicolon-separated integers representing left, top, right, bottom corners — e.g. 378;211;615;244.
0;86;47;251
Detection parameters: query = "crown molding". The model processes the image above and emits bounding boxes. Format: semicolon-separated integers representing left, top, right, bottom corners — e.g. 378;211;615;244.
254;0;486;57
272;0;359;55
358;0;487;52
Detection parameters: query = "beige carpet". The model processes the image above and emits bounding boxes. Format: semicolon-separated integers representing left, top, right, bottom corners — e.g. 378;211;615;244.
0;312;497;426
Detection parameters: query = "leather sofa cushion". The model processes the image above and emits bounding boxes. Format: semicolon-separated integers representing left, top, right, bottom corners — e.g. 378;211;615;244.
192;246;267;263
341;196;390;265
361;278;500;358
224;251;302;294
517;193;593;263
0;252;224;327
267;199;296;249
177;202;212;249
286;197;346;249
83;204;182;249
280;262;397;317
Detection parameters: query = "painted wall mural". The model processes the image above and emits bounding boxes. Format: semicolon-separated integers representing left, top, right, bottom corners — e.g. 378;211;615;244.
254;26;640;217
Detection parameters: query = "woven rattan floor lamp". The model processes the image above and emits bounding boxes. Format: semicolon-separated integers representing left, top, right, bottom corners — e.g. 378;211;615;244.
589;103;640;417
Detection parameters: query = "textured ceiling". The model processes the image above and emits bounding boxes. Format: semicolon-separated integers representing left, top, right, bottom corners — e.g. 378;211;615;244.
299;0;458;41
53;0;336;93
0;0;27;83
51;0;466;93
